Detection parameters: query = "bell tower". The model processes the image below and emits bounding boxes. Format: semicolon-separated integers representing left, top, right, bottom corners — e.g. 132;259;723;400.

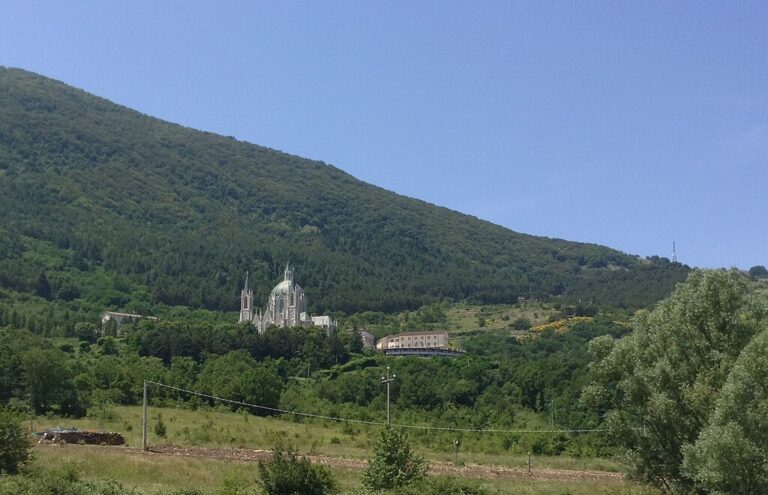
239;271;254;323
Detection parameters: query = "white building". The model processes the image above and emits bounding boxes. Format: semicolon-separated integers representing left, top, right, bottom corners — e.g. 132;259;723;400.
100;311;158;335
239;263;336;334
376;330;449;351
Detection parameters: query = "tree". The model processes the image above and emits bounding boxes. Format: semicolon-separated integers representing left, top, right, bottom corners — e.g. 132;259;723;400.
748;265;768;279
22;348;85;415
97;336;119;355
74;322;97;343
683;327;768;494
154;413;167;438
257;439;335;495
583;270;767;491
511;317;532;330
196;351;283;413
0;407;31;474
362;427;427;490
35;272;51;300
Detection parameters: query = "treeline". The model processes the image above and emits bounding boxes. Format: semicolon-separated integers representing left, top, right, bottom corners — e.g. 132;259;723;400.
0;325;354;418
0;67;689;316
129;321;362;370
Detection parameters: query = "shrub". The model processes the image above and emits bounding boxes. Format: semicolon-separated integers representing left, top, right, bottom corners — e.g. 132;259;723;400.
0;407;31;474
154;414;167;438
511;317;531;330
395;477;488;495
362;427;426;490
258;439;335;495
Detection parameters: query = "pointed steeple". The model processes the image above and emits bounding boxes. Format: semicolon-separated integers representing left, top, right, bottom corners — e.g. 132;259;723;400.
284;262;294;283
239;270;254;324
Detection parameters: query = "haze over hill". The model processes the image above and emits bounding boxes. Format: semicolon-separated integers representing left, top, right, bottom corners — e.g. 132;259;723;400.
0;68;689;314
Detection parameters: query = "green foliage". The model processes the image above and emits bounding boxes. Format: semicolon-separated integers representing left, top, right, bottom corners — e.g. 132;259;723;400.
0;313;627;462
154;413;167;438
511;317;532;330
682;327;768;494
585;270;768;491
98;336;119;355
257;439;335;495
362;427;426;490
748;265;768;279
0;67;688;319
0;466;200;494
21;347;86;415
196;351;284;413
0;407;31;474
392;477;488;495
129;321;350;370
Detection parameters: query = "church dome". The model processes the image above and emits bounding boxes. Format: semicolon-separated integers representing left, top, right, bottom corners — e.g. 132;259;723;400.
271;280;293;295
271;280;304;295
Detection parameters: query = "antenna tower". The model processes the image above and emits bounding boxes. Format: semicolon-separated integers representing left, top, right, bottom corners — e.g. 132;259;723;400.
672;242;677;263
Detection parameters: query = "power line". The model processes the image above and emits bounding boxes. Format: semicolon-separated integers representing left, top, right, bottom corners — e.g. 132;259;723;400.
145;380;618;435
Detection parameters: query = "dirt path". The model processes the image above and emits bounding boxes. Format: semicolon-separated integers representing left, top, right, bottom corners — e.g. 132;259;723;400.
108;445;625;484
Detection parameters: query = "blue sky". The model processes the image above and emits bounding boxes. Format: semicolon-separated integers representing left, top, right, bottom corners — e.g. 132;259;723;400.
2;1;766;269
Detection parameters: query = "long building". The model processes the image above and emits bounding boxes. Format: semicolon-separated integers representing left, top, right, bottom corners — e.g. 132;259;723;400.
376;330;449;351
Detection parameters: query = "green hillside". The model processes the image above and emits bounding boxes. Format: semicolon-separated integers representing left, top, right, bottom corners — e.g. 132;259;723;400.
0;67;688;316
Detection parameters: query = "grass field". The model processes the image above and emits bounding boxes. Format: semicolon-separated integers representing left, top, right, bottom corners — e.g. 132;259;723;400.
21;404;663;494
32;405;622;472
444;303;558;335
28;444;660;495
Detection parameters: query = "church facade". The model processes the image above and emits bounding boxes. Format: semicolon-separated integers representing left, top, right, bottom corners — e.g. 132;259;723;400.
239;263;336;334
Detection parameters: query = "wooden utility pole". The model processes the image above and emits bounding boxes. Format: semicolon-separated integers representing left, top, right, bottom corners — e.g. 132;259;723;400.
142;381;148;451
380;366;396;425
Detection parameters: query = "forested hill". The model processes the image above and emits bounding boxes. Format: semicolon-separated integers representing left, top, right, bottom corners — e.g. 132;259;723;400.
0;68;688;314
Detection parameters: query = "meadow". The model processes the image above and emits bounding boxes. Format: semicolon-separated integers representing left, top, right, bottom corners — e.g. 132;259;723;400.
24;405;661;495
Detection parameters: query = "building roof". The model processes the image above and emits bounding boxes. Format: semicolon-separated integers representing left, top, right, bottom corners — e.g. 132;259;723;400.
101;311;158;320
394;330;447;337
271;279;291;294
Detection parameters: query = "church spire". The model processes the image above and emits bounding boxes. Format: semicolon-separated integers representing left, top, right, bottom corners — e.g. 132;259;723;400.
284;262;294;283
239;270;254;324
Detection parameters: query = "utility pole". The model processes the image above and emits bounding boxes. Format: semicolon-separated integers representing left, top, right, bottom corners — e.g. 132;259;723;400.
381;366;396;425
142;381;148;451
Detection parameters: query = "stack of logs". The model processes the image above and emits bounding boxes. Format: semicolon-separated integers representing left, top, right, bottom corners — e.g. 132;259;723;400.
39;430;125;445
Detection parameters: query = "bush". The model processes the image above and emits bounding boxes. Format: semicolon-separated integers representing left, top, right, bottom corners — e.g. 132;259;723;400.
362;427;426;490
258;439;335;495
0;464;139;494
395;477;488;495
154;414;167;438
0;407;31;474
511;317;531;330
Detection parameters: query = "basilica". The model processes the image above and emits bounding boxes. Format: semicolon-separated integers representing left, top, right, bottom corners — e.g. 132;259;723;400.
238;263;336;334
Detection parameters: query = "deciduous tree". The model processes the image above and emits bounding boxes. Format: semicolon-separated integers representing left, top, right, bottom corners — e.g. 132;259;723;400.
583;270;767;491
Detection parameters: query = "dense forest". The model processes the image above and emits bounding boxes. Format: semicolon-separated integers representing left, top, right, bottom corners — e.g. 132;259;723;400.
0;67;689;319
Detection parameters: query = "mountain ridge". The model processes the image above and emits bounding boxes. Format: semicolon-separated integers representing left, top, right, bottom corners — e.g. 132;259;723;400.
0;67;689;314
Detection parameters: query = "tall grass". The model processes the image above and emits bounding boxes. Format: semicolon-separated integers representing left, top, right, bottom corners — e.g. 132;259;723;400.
33;405;624;472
